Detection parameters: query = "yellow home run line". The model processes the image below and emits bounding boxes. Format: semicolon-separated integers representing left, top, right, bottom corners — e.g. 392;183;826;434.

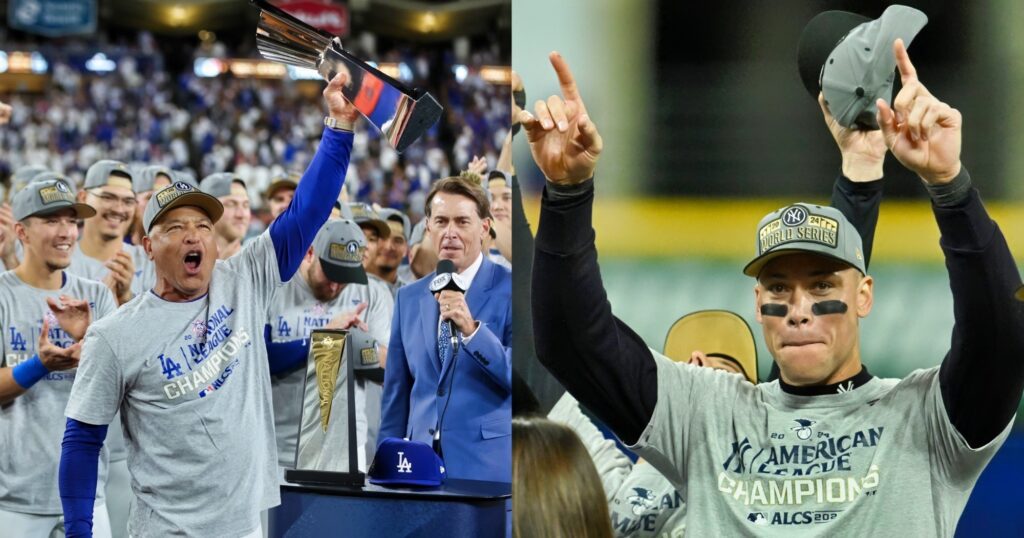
522;197;1024;262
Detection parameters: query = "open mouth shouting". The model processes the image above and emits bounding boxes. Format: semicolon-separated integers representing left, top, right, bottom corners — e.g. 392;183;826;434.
183;250;203;275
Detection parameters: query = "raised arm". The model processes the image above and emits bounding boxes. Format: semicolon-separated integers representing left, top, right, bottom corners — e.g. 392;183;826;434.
524;52;657;444
818;92;887;268
877;39;1024;448
268;73;358;281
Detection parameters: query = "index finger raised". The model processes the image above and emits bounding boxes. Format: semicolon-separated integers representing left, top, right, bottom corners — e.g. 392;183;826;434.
549;51;585;108
893;38;917;83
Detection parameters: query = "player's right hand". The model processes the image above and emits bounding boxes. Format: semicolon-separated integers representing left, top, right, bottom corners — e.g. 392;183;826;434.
818;93;886;182
38;318;81;371
323;72;360;131
103;250;135;305
327;302;369;332
519;52;603;186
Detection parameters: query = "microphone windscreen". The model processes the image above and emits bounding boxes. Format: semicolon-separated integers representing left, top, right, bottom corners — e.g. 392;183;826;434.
436;259;456;275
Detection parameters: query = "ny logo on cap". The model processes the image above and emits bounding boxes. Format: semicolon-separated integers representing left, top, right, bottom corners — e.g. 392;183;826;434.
396;451;413;473
782;206;808;227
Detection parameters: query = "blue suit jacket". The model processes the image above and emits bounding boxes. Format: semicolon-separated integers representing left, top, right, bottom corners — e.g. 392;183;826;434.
380;257;512;482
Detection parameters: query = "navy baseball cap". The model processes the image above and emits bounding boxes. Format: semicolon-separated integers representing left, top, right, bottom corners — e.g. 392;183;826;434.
368;438;446;487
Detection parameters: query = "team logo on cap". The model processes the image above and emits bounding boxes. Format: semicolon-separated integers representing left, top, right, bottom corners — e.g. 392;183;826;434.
328;240;363;263
155;183;196;208
38;182;74;205
782;206;808;227
396;451;413;473
758;206;839;254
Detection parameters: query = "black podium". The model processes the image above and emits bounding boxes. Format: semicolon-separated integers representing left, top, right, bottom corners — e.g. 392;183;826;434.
269;479;511;537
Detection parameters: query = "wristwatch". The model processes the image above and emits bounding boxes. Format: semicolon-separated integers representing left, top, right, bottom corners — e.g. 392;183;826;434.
323;116;352;132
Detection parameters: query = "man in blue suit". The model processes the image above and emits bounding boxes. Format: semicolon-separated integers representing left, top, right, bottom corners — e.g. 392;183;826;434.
380;175;512;483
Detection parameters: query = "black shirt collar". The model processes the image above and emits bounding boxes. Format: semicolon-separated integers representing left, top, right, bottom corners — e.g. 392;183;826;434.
778;366;873;396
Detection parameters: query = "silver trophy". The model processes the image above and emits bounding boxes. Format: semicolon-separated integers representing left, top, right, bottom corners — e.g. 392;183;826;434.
252;0;443;153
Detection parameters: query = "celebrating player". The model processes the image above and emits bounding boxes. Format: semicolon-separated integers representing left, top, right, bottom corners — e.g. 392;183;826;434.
524;41;1024;534
0;179;117;536
58;72;358;537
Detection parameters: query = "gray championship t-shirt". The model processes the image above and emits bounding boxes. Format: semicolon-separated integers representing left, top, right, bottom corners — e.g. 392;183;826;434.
66;242;152;462
632;351;1011;536
268;273;393;471
66;232;284;537
0;271;116;514
609;461;687;538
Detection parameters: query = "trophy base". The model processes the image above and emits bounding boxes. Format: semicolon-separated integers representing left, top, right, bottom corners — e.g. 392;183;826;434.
285;469;366;487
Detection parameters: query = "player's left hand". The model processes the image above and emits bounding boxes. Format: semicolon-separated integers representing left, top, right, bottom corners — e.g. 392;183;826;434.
46;295;92;342
323;72;360;131
435;290;475;335
876;39;962;185
819;93;886;182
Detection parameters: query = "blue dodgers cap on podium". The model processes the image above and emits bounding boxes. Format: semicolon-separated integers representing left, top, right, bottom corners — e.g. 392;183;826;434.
368;438;447;487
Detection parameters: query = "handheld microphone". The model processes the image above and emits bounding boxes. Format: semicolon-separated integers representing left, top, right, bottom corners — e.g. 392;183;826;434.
429;259;466;458
429;259;466;356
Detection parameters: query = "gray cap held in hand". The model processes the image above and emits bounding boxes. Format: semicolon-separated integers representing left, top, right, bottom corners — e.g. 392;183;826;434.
798;5;928;130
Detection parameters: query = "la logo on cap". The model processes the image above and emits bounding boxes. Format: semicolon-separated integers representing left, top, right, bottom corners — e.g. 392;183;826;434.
396;451;413;473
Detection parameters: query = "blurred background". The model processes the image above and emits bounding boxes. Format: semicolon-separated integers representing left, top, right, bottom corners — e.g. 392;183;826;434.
0;0;511;223
514;1;1023;535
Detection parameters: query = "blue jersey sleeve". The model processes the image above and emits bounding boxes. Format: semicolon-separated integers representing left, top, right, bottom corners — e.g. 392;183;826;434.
60;418;108;537
269;128;354;281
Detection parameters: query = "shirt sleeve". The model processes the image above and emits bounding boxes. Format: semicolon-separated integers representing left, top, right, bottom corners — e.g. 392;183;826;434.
533;179;659;444
913;368;1012;489
629;352;750;489
267;129;353;282
65;329;124;426
548;392;634;502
